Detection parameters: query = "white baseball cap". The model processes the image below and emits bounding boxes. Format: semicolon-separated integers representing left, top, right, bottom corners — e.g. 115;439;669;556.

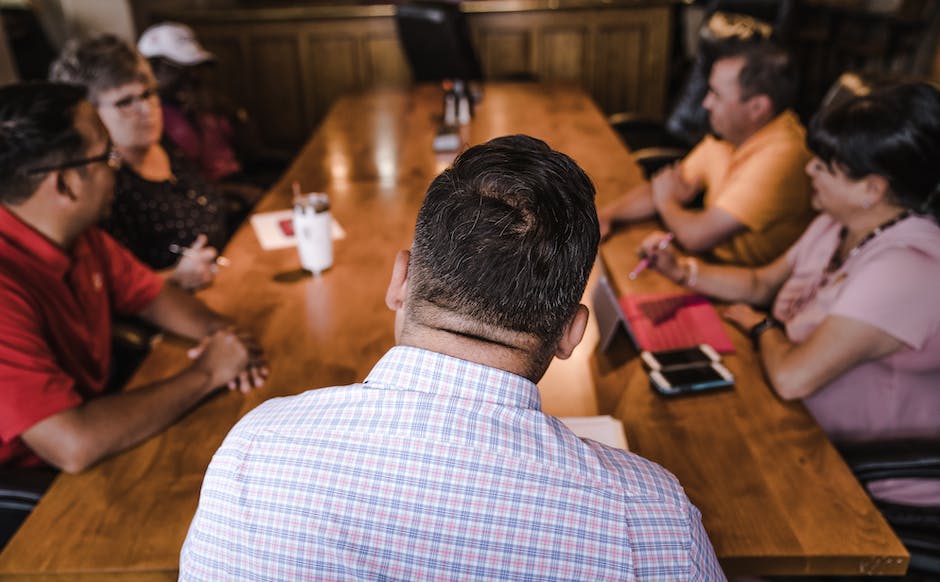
138;22;215;66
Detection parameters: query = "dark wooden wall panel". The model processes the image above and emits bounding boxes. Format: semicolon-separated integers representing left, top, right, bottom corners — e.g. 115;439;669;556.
540;28;588;83
304;35;360;125
251;36;305;146
476;27;533;79
170;3;672;152
362;35;410;87
197;37;245;107
595;25;645;116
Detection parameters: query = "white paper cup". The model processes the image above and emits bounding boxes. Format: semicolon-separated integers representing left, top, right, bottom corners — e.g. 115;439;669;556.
293;193;333;275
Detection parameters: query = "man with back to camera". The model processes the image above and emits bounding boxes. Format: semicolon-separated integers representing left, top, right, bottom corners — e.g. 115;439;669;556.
180;135;723;580
599;41;815;267
0;82;268;476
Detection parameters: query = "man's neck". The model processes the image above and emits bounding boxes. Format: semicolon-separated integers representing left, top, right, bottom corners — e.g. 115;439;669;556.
729;110;780;148
2;199;78;249
398;311;549;383
3;201;75;249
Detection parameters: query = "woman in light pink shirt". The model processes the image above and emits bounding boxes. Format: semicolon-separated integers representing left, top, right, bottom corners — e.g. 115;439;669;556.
640;81;940;507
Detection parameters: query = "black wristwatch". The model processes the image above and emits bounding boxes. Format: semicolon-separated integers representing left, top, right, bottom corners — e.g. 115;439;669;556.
748;317;781;347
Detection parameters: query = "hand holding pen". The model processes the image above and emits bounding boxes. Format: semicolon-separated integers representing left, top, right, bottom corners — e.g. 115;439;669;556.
630;232;675;279
169;234;228;291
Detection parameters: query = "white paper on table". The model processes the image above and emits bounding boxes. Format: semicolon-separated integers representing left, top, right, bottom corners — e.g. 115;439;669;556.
249;209;347;250
558;415;629;450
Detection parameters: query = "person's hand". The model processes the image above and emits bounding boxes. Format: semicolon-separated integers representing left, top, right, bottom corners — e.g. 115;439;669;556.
651;164;696;209
722;303;765;333
638;230;683;282
172;234;218;291
187;328;263;394
234;330;269;393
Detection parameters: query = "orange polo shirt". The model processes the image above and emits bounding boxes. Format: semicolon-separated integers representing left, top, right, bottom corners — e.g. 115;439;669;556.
681;110;816;266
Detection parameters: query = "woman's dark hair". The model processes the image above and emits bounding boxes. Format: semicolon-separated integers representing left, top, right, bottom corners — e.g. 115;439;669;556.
808;81;940;221
49;35;150;104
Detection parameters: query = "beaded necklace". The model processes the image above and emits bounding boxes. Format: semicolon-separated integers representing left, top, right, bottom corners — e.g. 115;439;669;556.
821;210;911;287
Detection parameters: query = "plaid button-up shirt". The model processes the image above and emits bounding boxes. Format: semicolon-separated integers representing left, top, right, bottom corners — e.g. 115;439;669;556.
181;346;724;581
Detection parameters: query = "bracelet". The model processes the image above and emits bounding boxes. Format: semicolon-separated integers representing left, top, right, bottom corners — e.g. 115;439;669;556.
675;258;689;285
675;257;699;287
686;257;699;288
748;316;781;347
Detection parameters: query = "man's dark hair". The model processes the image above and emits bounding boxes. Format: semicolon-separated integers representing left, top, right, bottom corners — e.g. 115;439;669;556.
808;81;940;222
719;41;797;114
49;34;149;104
0;82;87;205
408;134;599;352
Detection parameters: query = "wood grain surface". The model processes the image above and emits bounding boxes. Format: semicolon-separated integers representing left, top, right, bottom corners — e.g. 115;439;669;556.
0;83;907;578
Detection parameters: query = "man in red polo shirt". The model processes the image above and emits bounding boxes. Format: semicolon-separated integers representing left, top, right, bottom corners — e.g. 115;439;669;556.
0;82;267;474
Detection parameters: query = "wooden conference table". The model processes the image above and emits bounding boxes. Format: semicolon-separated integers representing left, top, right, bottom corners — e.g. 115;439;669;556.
0;83;907;579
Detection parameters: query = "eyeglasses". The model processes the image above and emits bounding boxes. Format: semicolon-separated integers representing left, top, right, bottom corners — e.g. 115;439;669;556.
104;87;159;113
25;146;122;176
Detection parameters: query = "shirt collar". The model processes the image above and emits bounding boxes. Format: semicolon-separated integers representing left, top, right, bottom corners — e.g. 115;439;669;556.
737;109;802;154
0;204;73;278
364;346;543;410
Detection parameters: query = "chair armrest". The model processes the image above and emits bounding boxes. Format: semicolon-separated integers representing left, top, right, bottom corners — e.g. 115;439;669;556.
632;146;691;178
0;469;57;512
112;317;161;352
607;112;664;128
838;440;940;483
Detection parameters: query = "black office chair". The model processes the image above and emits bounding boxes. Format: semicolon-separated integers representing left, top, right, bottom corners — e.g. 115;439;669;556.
704;0;798;43
109;316;163;391
839;440;940;578
0;468;57;550
394;1;483;83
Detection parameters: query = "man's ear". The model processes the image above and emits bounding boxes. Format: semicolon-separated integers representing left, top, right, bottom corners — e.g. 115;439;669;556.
554;304;589;360
746;94;773;124
54;171;77;202
385;249;411;311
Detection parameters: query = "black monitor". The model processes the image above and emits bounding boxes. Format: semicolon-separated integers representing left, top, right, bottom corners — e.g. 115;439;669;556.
395;2;483;83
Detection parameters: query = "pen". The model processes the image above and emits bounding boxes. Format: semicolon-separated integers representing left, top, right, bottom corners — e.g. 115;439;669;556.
168;243;231;267
628;232;674;280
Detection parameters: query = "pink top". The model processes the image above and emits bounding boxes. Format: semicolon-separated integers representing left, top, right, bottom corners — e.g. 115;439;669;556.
162;104;241;182
774;213;940;505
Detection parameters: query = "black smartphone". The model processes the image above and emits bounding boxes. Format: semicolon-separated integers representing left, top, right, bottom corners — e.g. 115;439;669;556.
649;363;734;396
640;344;720;370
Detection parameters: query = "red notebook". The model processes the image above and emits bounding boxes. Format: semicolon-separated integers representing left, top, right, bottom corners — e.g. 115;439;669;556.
618;293;736;353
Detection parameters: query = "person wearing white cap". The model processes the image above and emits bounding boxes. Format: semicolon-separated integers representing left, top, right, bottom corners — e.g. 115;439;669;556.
135;22;254;188
140;22;285;192
138;22;215;67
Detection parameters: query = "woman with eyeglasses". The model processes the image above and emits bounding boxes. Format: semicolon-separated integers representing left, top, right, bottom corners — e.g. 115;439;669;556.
640;81;940;507
49;35;227;291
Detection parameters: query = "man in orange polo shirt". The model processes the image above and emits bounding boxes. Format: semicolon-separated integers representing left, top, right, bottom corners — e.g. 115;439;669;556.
599;41;814;266
0;82;267;475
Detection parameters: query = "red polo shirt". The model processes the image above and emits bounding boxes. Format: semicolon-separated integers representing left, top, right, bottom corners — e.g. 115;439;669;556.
0;205;163;468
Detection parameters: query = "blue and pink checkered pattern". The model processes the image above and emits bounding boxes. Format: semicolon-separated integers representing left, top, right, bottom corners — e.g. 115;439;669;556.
180;346;724;580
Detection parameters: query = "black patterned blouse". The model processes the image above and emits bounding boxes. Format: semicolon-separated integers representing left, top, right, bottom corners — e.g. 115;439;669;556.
103;149;228;270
